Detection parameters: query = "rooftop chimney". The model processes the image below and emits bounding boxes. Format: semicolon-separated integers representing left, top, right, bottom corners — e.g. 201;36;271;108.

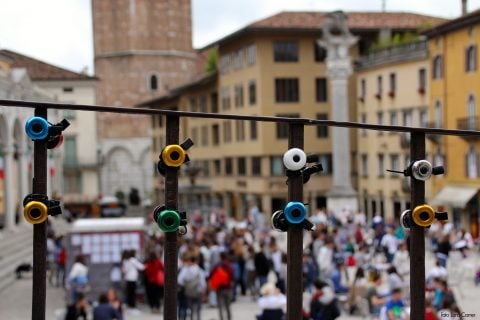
462;0;468;16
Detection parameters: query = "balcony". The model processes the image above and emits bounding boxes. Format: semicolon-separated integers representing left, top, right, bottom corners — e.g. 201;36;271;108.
357;40;428;70
457;117;480;141
425;122;443;144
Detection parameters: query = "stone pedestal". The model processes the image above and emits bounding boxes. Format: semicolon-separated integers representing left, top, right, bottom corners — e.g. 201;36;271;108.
319;11;359;214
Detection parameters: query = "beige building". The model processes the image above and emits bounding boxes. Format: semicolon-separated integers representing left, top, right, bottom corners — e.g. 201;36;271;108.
0;50;99;208
356;40;435;222
142;11;445;218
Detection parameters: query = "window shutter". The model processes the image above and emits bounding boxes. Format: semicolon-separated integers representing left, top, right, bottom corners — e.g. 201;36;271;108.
475;45;478;71
465;153;469;177
465;47;469;72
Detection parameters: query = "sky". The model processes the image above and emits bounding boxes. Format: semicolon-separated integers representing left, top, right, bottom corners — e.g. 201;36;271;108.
0;0;479;75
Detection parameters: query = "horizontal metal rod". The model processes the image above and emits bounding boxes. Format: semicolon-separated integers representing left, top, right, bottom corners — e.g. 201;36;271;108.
1;98;479;137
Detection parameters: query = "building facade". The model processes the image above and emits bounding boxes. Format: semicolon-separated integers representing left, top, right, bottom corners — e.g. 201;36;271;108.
425;10;480;237
356;40;432;222
0;50;99;209
143;11;445;219
92;0;197;202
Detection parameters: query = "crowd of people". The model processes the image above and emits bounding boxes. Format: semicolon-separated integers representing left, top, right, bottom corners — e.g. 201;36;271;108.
59;204;477;320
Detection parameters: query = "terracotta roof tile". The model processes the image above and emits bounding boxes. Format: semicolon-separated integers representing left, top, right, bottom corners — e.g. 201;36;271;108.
0;49;97;81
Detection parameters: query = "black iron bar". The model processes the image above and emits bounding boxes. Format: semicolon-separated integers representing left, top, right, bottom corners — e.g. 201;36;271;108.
410;132;426;320
32;107;47;320
1;99;480;136
286;123;304;320
163;115;180;320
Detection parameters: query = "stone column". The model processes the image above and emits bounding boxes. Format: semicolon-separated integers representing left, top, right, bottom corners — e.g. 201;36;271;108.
319;11;359;214
3;145;16;230
17;146;29;226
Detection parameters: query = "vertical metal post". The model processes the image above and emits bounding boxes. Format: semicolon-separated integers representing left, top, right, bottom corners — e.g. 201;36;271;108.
163;115;179;320
410;132;426;320
286;123;304;320
32;107;47;320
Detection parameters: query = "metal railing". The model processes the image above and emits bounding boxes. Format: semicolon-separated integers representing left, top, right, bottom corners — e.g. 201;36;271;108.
458;116;480;131
1;98;480;320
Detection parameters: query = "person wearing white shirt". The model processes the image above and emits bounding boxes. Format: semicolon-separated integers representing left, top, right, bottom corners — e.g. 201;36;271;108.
122;250;144;309
316;237;335;281
380;227;398;263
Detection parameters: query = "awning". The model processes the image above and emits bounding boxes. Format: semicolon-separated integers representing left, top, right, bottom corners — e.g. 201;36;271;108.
431;185;478;208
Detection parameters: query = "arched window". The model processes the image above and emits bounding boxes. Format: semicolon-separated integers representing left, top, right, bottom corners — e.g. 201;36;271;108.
467;94;476;129
149;74;158;91
433;55;443;79
467;144;478;178
465;45;477;72
434;100;442;128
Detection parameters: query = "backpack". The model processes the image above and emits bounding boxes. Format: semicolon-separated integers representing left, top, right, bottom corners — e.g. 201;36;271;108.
209;265;231;291
184;273;201;298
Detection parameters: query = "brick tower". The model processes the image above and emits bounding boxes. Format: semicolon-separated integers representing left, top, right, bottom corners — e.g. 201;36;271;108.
91;0;196;199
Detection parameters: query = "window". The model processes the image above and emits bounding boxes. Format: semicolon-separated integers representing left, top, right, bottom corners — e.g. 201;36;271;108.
276;114;299;139
221;87;231;110
466;145;478;178
390;154;400;172
467;94;476;130
250;120;257;140
191;127;199;144
275;78;299;102
64;110;76;120
434;100;442;127
389;73;396;97
219;55;230;74
223;121;232;142
64;136;77;166
274;41;299;62
234;84;244;107
149;74;158;91
418;68;427;92
377;154;385;177
377;112;384;135
199;96;208;113
234;50;243;69
360;79;366;99
190;97;197;112
465;45;477;72
390;111;397;126
315;78;328;102
212;124;220;145
434;147;444;167
360;113;367;136
248;80;256;105
403;110;413;127
235;120;245;141
271;156;284;176
376;75;383;98
316;114;328;138
318;154;333;175
214;160;221;174
419;109;428;127
238;157;246;175
361;154;368;177
225;158;233;175
314;42;327;62
247;44;256;65
201;126;208;146
252;157;261;176
202;160;210;176
211;92;218;113
433;55;443;79
63;87;74;93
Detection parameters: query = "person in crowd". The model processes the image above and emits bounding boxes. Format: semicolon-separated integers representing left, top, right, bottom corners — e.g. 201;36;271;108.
93;293;121;320
425;297;439;320
384;288;408;320
381;227;398;263
178;254;206;320
209;251;234;320
347;267;368;315
331;262;348;294
302;251;317;293
122;249;144;310
454;228;473;258
269;241;285;293
54;235;66;287
254;243;271;290
435;235;451;268
365;273;387;317
65;293;88;320
392;241;409;278
316;237;335;281
309;280;341;320
47;233;56;285
256;282;286;320
386;266;404;293
433;278;456;311
67;254;89;303
144;251;165;313
245;245;258;299
437;298;463;319
106;288;123;320
426;260;447;289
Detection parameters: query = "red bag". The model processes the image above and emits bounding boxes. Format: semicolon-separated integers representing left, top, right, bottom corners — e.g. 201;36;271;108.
156;270;165;286
347;255;356;266
209;266;230;291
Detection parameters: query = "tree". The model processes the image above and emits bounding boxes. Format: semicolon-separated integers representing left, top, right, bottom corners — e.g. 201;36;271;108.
204;48;218;73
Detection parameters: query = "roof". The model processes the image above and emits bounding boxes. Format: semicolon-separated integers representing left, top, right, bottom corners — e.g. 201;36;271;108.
203;11;447;49
423;9;480;37
0;49;97;81
137;71;218;107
